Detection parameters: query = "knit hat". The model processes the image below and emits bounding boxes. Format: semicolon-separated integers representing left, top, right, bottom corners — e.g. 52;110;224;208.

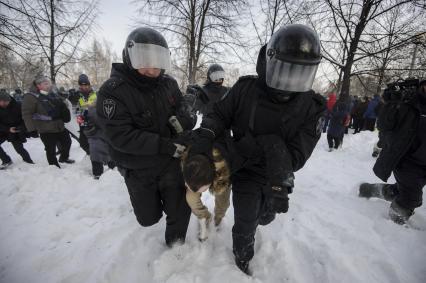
34;74;50;85
78;74;90;85
0;89;11;102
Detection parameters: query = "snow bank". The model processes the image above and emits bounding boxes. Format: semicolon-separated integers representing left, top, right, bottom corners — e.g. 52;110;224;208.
1;131;425;283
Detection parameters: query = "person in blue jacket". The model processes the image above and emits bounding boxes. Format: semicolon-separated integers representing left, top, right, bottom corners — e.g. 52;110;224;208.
363;94;381;131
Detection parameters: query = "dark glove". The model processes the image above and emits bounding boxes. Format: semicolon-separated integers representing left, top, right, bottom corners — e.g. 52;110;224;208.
256;134;294;189
26;131;39;138
264;185;290;214
159;138;186;158
186;85;209;104
188;127;215;159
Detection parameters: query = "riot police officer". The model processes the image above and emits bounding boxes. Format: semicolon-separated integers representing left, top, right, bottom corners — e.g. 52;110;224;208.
96;27;197;246
187;64;229;115
188;24;326;274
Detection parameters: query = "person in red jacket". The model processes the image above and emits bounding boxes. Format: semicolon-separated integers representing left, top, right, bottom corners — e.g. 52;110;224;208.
322;92;337;133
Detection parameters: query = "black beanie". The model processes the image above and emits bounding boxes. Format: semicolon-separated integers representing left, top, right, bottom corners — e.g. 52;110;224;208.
0;89;11;102
78;74;90;85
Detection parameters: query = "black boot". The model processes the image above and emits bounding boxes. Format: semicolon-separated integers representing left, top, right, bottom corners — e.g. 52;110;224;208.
59;158;75;164
258;211;276;226
389;201;414;225
235;259;252;276
0;161;13;170
23;157;34;164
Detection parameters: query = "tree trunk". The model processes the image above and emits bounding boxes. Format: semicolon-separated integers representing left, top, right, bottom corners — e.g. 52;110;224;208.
188;0;197;84
49;0;55;82
339;0;374;102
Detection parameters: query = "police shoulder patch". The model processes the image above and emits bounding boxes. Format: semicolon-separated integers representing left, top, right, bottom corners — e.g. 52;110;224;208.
103;98;116;119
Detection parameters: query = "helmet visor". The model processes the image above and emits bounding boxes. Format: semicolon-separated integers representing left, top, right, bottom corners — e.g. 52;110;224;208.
265;56;318;92
127;43;171;70
209;70;225;82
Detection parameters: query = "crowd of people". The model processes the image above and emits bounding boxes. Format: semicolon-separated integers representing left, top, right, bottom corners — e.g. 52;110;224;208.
322;92;384;152
1;24;425;276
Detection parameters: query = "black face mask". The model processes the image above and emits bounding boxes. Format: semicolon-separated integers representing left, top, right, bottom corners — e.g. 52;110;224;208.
126;66;161;87
266;87;297;103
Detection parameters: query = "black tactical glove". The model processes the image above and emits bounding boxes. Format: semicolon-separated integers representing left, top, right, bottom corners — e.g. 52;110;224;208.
186;85;210;104
257;134;294;213
160;138;186;158
264;185;290;214
188;127;215;159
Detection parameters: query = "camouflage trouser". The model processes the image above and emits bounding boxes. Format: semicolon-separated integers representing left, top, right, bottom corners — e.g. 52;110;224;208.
186;186;231;224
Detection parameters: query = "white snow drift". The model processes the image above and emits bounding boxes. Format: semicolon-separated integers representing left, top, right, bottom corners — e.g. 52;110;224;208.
1;131;425;283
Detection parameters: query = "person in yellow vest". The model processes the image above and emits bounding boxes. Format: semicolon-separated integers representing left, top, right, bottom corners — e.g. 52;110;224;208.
77;74;96;154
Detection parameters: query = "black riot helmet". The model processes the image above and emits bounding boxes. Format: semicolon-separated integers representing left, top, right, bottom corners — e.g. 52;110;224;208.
265;24;321;93
207;64;225;83
122;27;171;71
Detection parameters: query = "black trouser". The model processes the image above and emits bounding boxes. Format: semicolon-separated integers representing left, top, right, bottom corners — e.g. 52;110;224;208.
79;126;90;155
393;161;426;210
327;134;341;149
0;138;32;164
353;118;364;133
364;118;376;131
322;116;330;133
92;161;104;176
123;160;191;245
232;175;270;262
39;131;71;166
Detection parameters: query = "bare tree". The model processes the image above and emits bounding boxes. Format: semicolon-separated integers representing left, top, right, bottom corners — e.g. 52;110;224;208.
0;44;45;90
134;0;247;84
78;38;115;88
309;0;424;101
250;0;306;46
354;6;425;94
0;0;99;83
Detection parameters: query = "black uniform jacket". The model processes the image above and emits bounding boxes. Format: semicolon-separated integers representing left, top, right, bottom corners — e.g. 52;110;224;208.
374;92;426;181
201;75;326;182
96;63;196;170
0;98;26;142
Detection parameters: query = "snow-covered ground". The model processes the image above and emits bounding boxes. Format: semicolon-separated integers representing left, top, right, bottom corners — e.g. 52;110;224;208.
1;131;425;283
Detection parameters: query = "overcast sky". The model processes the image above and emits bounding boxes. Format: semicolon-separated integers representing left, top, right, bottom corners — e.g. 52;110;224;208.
95;0;136;57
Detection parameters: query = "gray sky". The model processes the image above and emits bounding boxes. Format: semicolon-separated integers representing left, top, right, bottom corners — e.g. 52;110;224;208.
95;0;136;57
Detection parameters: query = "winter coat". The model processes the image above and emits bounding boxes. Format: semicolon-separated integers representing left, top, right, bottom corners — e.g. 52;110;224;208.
85;105;111;163
363;96;381;119
327;93;337;112
0;98;27;142
195;82;229;115
96;63;197;170
21;92;70;134
373;91;426;181
202;76;326;183
327;102;349;138
351;100;369;118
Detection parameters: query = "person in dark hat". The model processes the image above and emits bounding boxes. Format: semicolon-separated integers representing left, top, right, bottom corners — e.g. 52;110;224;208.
76;73;97;154
0;89;34;169
186;64;229;115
